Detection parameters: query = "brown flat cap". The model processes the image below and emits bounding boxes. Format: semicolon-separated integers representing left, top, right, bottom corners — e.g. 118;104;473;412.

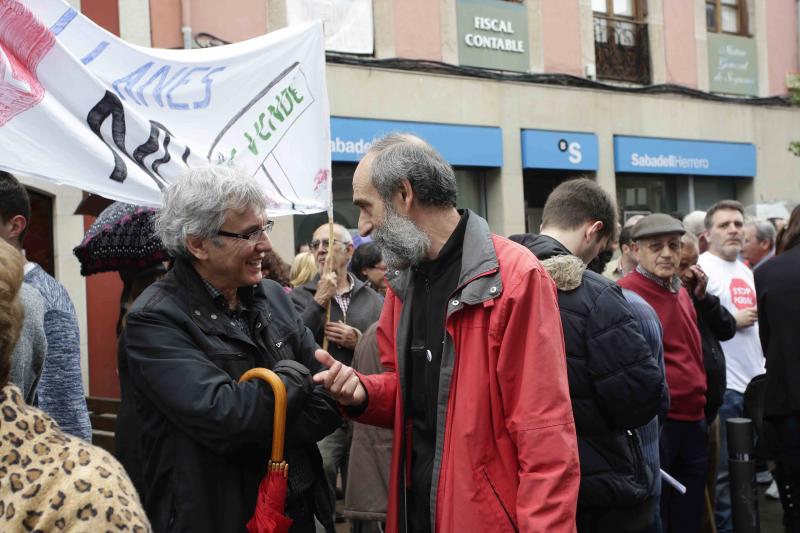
631;213;685;240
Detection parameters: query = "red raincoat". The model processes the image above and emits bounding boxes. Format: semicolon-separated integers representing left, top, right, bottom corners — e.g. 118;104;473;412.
355;215;580;533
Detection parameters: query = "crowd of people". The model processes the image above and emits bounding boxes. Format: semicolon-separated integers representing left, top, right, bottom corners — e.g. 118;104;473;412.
0;133;798;533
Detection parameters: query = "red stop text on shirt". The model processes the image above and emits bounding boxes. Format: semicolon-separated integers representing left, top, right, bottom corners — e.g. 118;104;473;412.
729;278;756;310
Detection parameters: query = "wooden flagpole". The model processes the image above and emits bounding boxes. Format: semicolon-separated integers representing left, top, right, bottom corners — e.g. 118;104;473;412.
322;171;334;352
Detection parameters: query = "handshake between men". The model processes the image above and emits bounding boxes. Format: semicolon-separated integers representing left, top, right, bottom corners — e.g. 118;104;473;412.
313;349;366;407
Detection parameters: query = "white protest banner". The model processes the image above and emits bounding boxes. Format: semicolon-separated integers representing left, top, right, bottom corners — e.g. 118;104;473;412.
0;0;331;215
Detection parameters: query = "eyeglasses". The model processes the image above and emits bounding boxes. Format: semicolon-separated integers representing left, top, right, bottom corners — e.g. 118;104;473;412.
309;238;350;251
217;220;274;242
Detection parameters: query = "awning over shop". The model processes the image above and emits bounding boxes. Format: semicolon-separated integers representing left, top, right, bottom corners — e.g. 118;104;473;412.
521;129;599;171
330;117;503;167
614;135;756;177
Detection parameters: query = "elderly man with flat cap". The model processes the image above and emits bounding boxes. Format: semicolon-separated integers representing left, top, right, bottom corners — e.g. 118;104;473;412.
619;214;709;533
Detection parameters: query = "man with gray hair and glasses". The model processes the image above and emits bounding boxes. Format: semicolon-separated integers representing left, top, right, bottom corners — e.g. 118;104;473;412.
291;222;383;524
742;219;776;270
119;164;341;533
313;134;580;532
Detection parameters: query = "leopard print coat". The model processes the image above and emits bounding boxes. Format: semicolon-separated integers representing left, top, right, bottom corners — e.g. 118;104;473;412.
0;384;150;532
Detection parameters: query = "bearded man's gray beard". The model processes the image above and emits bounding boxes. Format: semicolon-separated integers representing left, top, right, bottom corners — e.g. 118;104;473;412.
372;206;430;270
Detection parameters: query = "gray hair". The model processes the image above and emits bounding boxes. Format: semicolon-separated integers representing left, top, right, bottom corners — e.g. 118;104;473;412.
314;223;352;244
682;210;706;237
681;231;699;248
746;219;777;245
367;133;457;208
155;164;267;259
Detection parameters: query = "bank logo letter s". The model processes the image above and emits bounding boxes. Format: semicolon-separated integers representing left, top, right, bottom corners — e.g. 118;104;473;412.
568;142;582;164
0;0;56;127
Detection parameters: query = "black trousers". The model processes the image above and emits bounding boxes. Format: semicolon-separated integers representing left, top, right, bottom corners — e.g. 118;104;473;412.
576;496;657;533
287;489;328;533
767;412;800;533
659;419;709;533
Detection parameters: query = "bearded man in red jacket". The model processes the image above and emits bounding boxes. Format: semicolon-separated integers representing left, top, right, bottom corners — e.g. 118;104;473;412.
314;133;580;533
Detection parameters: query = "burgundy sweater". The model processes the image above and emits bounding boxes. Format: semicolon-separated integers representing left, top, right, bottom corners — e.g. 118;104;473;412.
619;270;706;421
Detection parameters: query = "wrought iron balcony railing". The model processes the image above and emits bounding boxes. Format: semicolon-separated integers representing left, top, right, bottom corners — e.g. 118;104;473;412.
593;15;651;84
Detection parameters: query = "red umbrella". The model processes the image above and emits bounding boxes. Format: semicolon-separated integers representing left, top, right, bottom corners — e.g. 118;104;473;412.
239;368;293;533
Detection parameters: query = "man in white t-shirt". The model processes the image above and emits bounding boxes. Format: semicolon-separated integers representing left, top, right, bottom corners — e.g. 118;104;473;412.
697;200;765;533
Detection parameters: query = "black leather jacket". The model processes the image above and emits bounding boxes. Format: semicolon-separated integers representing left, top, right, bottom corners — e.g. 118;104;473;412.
119;258;340;532
693;293;734;423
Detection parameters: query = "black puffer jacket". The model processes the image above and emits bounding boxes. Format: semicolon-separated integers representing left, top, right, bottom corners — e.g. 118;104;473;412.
693;293;734;422
120;258;341;533
511;235;665;514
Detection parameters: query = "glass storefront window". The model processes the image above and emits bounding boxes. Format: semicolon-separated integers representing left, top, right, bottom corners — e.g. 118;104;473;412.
523;170;593;233
616;174;744;221
455;168;487;218
616;174;678;220
693;176;737;210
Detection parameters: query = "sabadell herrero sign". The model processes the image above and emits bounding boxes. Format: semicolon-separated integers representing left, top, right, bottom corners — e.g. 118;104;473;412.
457;0;530;73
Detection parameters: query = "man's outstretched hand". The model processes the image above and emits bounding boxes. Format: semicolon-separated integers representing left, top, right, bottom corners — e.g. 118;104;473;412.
313;349;367;407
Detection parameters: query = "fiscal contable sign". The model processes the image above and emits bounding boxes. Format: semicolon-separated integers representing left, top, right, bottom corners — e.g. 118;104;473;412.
0;0;331;214
456;0;530;73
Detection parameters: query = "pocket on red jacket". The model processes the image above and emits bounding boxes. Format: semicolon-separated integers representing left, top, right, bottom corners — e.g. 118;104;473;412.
471;465;519;532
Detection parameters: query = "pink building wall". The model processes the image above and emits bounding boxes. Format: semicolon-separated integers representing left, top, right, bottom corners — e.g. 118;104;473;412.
149;0;181;48
191;0;267;43
540;0;582;76
394;0;442;61
662;0;698;88
766;0;799;95
149;0;267;49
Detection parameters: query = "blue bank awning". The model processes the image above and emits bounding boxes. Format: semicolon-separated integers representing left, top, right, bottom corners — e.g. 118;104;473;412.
614;135;756;177
330;117;503;167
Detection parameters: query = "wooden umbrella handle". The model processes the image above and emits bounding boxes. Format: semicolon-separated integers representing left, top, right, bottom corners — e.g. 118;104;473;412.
321;218;335;352
239;368;287;463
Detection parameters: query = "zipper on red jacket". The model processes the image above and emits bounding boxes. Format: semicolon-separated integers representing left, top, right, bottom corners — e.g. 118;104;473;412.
432;265;500;530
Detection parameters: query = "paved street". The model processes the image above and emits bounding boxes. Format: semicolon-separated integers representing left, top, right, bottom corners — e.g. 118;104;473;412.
333;481;785;532
760;481;784;532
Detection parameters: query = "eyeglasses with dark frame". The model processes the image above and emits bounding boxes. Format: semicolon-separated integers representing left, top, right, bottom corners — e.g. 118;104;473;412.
217;220;274;243
309;238;350;251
